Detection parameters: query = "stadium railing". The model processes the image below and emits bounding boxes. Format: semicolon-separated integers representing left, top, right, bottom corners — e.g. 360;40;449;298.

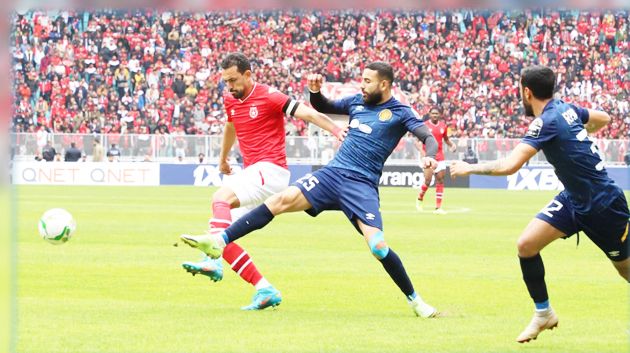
10;133;630;166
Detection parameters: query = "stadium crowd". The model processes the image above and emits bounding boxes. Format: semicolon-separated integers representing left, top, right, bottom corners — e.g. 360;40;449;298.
11;9;630;141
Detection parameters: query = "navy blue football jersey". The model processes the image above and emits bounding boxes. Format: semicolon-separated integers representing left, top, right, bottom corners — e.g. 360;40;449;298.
521;99;620;213
326;94;425;186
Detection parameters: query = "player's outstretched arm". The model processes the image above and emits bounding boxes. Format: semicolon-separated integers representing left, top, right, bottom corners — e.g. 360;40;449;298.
293;104;348;141
584;109;611;133
219;122;237;174
450;143;537;177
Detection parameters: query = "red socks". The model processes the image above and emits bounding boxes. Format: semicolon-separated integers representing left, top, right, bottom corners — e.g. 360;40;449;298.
436;183;444;209
210;201;263;287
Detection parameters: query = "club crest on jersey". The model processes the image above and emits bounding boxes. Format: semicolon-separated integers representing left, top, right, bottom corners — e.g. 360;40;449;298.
378;109;393;122
249;106;258;119
526;118;543;138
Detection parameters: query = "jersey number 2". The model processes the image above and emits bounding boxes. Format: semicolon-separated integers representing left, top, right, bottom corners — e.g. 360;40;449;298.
540;200;563;218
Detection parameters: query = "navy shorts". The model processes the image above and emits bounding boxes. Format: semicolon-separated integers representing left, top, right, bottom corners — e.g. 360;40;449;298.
536;190;629;261
292;166;382;234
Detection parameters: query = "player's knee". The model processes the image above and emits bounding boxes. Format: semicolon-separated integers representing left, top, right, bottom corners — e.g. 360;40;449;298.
612;259;630;282
212;187;238;206
517;237;538;257
368;231;390;260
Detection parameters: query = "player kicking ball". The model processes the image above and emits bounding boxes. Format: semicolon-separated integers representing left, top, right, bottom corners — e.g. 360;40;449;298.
182;62;441;317
181;53;346;310
450;65;629;343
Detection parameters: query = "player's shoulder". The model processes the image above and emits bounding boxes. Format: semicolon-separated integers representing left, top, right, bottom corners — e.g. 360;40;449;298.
258;83;289;101
540;99;569;121
393;101;422;121
256;83;280;95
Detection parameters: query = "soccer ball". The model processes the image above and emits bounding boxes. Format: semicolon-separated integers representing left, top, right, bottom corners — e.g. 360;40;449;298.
38;208;76;245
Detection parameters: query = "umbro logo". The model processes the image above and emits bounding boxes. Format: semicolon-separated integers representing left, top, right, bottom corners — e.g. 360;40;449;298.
356;106;364;111
365;213;375;220
608;250;620;257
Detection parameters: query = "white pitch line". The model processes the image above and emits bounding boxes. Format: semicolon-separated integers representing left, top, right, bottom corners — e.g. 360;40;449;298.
382;207;472;214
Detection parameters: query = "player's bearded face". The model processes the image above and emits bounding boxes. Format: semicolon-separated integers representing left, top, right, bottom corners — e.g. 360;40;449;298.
362;88;383;105
521;86;535;117
222;66;251;99
361;70;384;105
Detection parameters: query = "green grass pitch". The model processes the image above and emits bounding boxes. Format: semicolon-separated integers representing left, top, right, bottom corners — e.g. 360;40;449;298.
14;186;629;353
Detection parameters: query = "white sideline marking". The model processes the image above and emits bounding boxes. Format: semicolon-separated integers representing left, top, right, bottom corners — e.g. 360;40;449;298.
382;207;472;214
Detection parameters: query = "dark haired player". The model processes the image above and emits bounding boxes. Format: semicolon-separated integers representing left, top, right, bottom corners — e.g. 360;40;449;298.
451;65;629;343
182;62;442;317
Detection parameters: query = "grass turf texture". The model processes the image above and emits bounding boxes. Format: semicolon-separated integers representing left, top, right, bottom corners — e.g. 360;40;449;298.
15;186;629;353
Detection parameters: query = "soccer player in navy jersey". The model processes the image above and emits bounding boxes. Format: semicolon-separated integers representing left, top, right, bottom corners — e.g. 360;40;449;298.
182;62;442;317
450;65;629;343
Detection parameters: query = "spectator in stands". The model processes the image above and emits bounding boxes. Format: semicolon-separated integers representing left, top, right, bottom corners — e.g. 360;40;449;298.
9;10;630;141
107;143;121;162
92;137;104;162
41;141;56;162
64;142;82;162
463;147;479;164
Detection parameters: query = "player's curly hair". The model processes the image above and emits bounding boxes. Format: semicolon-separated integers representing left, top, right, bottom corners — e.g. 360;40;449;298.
221;52;251;74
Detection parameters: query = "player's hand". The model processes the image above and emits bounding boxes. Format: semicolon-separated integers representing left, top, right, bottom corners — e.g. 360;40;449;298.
307;73;324;93
421;157;438;170
332;123;349;142
449;161;471;178
449;144;457;153
219;159;233;175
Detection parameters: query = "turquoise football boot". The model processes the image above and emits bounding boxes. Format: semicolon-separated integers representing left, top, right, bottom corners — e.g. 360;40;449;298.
182;256;223;282
241;286;282;310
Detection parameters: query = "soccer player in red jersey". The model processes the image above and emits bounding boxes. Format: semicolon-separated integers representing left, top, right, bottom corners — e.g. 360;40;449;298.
415;107;456;214
181;52;346;310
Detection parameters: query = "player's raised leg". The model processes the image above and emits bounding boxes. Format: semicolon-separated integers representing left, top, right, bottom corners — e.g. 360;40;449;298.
357;220;438;318
515;217;566;343
416;167;433;211
182;186;312;258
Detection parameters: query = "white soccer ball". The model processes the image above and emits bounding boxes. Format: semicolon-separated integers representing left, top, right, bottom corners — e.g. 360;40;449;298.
38;208;76;245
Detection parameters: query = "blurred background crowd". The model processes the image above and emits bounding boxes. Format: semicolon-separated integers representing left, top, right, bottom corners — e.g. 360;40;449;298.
11;9;629;142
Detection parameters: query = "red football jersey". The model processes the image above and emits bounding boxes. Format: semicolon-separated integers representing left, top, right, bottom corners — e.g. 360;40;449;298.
424;120;448;161
224;83;296;169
